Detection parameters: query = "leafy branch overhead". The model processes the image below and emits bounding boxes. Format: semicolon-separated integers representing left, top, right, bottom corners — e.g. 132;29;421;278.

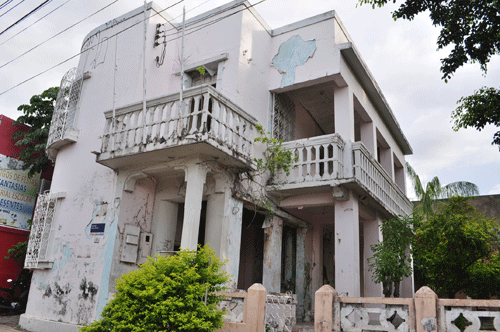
358;0;500;149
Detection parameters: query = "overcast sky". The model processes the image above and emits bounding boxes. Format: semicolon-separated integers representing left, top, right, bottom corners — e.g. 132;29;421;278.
0;0;499;198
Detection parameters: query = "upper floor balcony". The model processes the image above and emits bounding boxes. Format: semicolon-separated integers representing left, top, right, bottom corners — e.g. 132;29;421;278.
96;85;257;171
269;134;412;217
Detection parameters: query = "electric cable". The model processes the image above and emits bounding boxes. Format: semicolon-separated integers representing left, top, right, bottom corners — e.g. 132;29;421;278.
0;0;13;11
0;0;120;70
0;0;266;97
0;0;185;97
0;0;25;19
0;0;72;46
0;0;51;37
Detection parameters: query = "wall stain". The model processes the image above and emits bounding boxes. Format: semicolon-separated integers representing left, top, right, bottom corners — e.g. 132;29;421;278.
42;282;72;316
79;277;98;301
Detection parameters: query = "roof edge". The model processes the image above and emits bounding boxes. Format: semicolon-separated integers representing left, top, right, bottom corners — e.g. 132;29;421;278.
339;42;413;155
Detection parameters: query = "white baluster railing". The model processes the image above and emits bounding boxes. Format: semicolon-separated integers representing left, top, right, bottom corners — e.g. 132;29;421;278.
352;142;412;216
100;85;256;162
272;134;346;185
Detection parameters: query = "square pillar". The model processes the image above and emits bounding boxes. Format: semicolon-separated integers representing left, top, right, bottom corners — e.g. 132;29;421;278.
296;227;307;320
179;161;209;250
362;214;383;297
334;190;360;297
334;86;354;141
205;173;243;290
263;215;283;293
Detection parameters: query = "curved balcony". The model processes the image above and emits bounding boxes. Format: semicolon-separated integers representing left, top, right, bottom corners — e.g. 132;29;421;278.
97;85;257;171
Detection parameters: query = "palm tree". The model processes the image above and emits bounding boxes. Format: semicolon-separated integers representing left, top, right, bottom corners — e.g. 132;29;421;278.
406;162;479;218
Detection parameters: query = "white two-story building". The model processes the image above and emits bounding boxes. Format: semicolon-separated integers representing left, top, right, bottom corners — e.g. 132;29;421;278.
21;1;413;330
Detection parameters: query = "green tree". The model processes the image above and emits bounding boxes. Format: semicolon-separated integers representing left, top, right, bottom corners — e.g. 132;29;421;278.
81;245;230;332
368;215;415;297
13;86;58;178
452;86;500;149
413;196;500;298
407;162;479;218
358;0;500;149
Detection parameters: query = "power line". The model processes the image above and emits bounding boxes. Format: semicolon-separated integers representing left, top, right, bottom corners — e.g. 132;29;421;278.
0;0;25;19
0;0;72;46
0;0;185;97
0;0;120;70
0;0;13;11
0;0;266;97
0;0;51;37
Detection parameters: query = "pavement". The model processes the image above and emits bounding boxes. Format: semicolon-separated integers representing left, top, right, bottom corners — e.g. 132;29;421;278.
0;314;27;332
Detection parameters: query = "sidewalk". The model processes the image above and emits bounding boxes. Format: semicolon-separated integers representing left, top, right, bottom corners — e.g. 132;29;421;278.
0;314;27;332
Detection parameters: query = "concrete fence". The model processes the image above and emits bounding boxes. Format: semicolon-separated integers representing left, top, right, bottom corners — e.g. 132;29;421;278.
216;284;266;332
314;285;500;332
216;283;297;332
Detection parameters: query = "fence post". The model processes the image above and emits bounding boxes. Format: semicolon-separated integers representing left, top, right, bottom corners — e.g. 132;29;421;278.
414;286;438;332
244;283;266;332
314;285;337;332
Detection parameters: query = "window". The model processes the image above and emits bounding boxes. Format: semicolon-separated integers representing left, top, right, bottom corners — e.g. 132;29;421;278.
25;192;65;269
272;93;295;142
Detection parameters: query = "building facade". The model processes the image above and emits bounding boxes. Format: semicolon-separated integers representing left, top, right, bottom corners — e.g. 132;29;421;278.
21;1;413;330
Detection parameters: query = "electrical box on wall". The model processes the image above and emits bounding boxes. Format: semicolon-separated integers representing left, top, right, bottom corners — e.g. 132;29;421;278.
137;232;153;265
120;225;140;263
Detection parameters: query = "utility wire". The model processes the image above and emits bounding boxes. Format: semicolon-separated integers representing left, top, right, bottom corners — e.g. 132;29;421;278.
0;0;185;97
0;0;25;19
0;0;51;37
0;0;266;97
0;0;13;11
0;0;120;70
0;0;72;46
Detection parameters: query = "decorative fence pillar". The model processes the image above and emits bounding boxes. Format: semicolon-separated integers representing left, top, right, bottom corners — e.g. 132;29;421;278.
244;283;267;332
414;286;438;332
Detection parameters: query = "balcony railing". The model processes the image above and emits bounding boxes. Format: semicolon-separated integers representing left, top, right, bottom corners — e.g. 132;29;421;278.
270;136;412;217
272;134;346;185
352;142;412;216
98;85;257;168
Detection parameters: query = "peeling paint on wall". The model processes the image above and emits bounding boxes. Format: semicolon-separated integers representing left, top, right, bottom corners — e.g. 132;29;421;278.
272;35;316;88
95;197;120;317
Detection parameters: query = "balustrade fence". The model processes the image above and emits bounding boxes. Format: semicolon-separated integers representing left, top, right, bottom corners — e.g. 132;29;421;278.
315;285;500;332
100;85;256;162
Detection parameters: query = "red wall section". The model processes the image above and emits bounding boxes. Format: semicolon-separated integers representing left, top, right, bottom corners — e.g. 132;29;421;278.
0;225;29;289
0;115;30;160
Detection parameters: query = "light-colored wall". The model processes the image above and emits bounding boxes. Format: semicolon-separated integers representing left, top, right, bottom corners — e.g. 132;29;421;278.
338;56;407;191
269;18;340;93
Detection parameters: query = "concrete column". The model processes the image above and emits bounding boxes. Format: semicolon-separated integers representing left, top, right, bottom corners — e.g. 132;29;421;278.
311;223;323;298
335;191;360;297
361;121;376;155
179;161;209;250
296;227;307;321
263;215;283;293
205;173;243;289
400;246;415;298
414;286;438;332
362;214;382;297
151;200;178;255
334;86;354;141
244;283;267;332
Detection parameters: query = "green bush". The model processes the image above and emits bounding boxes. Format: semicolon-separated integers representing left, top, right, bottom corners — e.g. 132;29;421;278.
81;245;230;332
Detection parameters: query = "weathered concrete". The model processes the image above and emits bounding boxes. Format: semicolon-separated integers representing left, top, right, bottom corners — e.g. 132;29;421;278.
263;216;283;293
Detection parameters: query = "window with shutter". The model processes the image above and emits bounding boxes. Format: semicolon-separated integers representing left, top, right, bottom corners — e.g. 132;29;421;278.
25;192;65;269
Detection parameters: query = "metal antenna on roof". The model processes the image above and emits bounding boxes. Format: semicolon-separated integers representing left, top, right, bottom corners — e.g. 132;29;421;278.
178;6;186;137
